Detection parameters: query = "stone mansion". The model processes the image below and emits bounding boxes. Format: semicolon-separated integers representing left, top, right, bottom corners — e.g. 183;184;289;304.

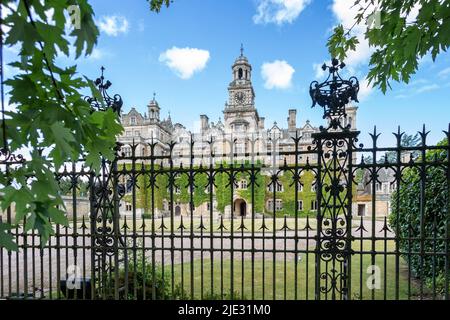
117;48;360;218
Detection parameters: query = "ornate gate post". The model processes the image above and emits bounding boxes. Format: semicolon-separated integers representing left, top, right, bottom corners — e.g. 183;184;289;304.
86;67;124;299
310;59;360;300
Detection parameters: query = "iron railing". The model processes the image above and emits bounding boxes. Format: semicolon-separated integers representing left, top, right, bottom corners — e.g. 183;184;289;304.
0;123;448;300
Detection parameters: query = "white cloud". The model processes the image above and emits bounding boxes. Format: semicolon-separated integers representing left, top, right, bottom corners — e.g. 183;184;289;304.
89;48;104;60
3;64;19;79
253;0;311;25
331;1;422;70
1;2;17;34
97;15;129;36
55;46;110;62
357;78;373;101
313;63;327;79
395;81;440;99
404;3;421;24
159;47;210;79
331;0;375;69
416;84;439;94
409;78;429;86
261;60;295;89
438;67;450;78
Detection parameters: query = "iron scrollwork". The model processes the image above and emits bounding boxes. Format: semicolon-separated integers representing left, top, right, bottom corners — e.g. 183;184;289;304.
310;58;359;132
86;68;125;299
310;58;360;300
85;66;123;114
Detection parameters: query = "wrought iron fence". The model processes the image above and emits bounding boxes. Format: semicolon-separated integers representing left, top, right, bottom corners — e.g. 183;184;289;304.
0;61;449;300
0;122;448;300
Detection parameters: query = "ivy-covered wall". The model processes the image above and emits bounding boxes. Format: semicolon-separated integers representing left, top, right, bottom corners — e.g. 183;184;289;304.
214;163;266;214
264;170;318;217
124;162;355;217
123;164;211;214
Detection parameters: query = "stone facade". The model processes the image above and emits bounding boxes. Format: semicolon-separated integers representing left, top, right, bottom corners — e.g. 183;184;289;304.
118;48;359;218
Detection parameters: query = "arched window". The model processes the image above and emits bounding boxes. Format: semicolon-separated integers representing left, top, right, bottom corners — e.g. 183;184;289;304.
238;68;243;79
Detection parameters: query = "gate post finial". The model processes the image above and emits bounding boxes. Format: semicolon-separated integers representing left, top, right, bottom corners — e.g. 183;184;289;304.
310;58;359;132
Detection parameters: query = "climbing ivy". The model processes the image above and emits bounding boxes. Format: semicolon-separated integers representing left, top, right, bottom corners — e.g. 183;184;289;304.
125;162;352;218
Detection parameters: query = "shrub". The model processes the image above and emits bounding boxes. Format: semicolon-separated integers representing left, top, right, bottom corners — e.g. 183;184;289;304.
389;139;448;295
118;262;187;300
118;242;187;300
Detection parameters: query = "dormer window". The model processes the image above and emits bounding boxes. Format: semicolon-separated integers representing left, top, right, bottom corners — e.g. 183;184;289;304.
130;116;136;125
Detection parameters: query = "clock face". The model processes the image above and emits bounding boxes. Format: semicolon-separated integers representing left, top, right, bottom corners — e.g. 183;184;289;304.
234;92;245;104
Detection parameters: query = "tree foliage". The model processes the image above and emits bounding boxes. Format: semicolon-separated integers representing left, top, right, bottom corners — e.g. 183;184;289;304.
0;0;171;250
389;139;448;295
327;0;450;93
147;0;173;13
384;133;421;163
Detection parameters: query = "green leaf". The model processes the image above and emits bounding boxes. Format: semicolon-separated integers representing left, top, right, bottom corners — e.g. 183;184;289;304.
70;1;99;58
50;122;76;166
48;207;69;226
0;222;18;251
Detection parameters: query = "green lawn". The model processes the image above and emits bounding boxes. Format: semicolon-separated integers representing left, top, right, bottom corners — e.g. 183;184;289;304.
164;240;419;300
77;217;361;233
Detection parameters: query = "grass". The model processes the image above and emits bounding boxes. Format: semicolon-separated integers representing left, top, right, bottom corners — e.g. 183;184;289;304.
160;240;419;300
75;217;361;233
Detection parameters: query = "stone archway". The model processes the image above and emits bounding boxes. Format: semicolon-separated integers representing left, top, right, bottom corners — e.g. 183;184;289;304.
233;198;247;217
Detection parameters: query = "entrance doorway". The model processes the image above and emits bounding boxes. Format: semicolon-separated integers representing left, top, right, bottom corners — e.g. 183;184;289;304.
233;199;247;216
357;204;366;217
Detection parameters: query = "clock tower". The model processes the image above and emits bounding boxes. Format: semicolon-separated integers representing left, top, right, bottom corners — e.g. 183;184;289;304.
224;45;260;133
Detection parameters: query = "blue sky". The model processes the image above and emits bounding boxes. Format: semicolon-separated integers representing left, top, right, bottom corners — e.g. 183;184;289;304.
5;0;450;147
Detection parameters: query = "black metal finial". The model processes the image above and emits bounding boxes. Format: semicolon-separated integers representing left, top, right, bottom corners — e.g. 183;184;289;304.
240;43;244;57
309;58;359;131
86;67;123;114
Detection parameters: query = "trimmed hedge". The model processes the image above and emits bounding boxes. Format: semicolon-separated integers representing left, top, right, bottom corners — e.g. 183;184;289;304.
389;139;448;295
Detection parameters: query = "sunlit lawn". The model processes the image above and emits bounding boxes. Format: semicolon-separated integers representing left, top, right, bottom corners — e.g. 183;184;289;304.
166;240;417;300
76;217;361;233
